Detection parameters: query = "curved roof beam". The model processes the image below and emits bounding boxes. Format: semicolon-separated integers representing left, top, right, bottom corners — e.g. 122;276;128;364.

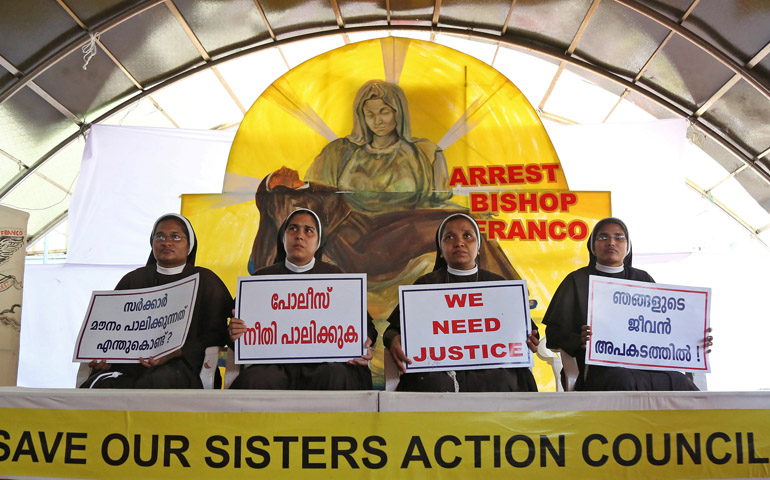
613;0;770;102
0;0;166;104
2;24;768;208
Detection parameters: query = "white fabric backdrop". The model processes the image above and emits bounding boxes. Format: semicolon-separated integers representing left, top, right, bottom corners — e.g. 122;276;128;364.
546;119;689;254
67;124;234;265
19;121;769;390
18;264;136;387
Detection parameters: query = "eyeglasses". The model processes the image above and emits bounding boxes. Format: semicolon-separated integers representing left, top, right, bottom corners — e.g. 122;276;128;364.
596;234;626;242
153;233;186;243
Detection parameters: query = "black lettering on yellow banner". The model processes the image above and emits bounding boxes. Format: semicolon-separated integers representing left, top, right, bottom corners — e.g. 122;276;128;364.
101;433;190;467
201;434;389;470
1;408;768;478
0;430;87;465
582;431;769;468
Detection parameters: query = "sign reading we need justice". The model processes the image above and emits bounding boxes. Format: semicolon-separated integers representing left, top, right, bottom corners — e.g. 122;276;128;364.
399;280;533;372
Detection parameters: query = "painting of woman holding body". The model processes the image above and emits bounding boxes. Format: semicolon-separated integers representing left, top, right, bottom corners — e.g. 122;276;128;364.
251;80;519;288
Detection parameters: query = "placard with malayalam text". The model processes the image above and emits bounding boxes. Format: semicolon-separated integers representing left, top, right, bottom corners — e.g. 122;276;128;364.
587;276;710;372
73;274;198;363
235;274;367;364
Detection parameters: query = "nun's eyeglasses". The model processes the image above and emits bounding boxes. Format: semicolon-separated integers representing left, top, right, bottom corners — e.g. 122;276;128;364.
153;233;186;242
596;234;626;242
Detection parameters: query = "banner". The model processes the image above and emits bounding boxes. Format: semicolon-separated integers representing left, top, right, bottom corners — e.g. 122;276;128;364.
0;390;768;479
72;274;199;362
587;276;711;372
399;280;532;372
0;205;28;386
234;274;367;363
181;37;614;389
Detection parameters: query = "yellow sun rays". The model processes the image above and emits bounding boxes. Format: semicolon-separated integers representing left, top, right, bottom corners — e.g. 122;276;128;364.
182;38;611;391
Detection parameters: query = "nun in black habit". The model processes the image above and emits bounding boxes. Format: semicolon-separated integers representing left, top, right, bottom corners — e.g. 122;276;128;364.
228;208;376;390
543;217;710;391
80;213;232;389
383;213;539;392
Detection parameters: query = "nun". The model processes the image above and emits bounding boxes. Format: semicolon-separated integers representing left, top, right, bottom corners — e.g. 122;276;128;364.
81;213;232;388
543;217;712;391
383;213;539;392
228;208;376;390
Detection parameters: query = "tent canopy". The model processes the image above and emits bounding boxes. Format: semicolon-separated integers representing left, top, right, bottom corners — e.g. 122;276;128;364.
1;0;769;242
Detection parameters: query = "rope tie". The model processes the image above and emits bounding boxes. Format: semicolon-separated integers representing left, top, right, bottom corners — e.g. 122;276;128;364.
82;32;101;70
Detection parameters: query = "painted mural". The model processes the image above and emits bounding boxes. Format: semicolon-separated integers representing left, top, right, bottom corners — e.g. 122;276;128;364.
182;38;611;389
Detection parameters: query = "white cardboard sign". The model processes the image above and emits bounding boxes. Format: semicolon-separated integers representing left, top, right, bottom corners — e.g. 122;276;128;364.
586;275;711;372
73;274;199;363
399;280;533;373
235;274;367;364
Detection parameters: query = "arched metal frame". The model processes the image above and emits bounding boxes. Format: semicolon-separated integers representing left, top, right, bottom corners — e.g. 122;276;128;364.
2;0;769;243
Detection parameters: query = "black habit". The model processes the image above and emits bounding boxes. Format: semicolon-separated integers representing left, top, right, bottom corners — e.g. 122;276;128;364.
81;213;232;389
230;260;376;391
384;268;538;393
542;217;698;391
81;264;232;388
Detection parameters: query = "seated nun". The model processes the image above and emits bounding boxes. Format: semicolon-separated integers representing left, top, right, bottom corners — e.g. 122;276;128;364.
228;208;376;390
542;217;713;391
80;214;232;388
383;213;539;392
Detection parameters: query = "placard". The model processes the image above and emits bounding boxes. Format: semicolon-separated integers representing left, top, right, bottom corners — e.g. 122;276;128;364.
73;274;199;363
587;276;710;372
399;280;533;373
235;274;367;363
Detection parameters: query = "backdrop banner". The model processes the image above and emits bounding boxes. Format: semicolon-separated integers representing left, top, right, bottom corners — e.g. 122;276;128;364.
0;389;767;479
0;205;28;386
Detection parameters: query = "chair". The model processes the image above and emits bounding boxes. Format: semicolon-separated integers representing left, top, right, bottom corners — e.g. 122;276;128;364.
535;336;564;392
221;346;240;389
553;348;580;392
199;345;221;389
687;371;708;391
383;346;400;391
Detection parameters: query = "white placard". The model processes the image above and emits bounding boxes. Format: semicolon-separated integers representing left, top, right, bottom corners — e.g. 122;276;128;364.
400;280;533;373
72;274;199;363
234;274;367;364
586;275;711;372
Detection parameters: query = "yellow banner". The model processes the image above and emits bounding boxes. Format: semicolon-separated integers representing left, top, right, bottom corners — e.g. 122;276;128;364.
181;38;614;391
2;408;768;479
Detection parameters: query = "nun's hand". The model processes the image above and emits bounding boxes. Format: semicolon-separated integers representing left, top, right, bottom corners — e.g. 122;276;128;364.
388;335;412;375
526;328;539;353
139;349;181;368
348;338;373;366
229;317;247;343
88;359;111;371
704;327;713;354
580;325;592;349
268;166;304;190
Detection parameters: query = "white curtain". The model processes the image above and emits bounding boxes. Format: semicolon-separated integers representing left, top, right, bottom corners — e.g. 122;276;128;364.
67;124;234;265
